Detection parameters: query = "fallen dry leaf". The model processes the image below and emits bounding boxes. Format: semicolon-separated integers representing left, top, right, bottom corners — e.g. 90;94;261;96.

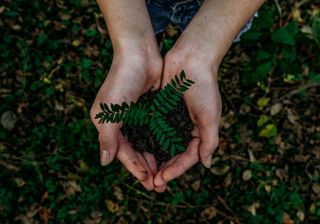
39;207;53;224
246;202;260;216
105;200;119;213
210;165;230;176
282;212;294;224
14;215;33;224
0;160;20;172
296;210;305;222
113;186;124;201
270;103;283;116
191;180;201;192
200;207;217;221
166;24;179;37
242;170;252;181
287;108;299;124
264;185;272;193
224;173;232;188
14;178;26;187
63;180;82;196
248;149;257;162
312;183;320;195
1;111;18;131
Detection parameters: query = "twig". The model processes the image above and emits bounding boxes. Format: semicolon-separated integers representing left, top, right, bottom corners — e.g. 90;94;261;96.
121;182;241;223
220;84;237;119
284;0;313;25
273;0;282;25
295;0;312;9
121;182;155;201
130;197;241;223
230;155;250;162
217;195;235;216
278;83;320;101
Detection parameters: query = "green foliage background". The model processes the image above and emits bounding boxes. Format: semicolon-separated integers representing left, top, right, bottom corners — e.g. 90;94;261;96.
0;0;319;223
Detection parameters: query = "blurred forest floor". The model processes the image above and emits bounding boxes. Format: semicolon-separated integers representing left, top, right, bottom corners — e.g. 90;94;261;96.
0;0;320;223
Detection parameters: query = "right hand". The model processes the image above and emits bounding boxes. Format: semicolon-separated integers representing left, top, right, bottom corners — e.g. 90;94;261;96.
90;47;163;191
153;40;222;192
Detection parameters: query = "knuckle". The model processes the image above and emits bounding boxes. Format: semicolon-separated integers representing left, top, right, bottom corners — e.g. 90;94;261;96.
98;133;110;147
205;132;219;149
199;111;216;124
200;132;219;154
212;136;220;149
144;185;154;191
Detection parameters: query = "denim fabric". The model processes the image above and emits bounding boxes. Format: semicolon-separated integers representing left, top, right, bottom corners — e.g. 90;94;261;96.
146;0;257;42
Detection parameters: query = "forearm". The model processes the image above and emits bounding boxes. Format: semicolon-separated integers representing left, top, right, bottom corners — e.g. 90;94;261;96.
175;0;265;64
97;0;157;54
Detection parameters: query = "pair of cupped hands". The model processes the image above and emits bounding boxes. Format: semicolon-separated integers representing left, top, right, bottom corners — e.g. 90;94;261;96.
90;36;222;193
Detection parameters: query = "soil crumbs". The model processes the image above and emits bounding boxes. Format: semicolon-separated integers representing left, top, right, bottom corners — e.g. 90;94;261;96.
121;90;193;162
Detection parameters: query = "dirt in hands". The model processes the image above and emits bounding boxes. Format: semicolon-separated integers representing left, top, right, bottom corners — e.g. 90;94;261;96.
121;90;194;162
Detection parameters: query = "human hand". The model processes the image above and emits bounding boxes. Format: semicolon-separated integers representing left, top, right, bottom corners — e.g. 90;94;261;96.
151;0;266;192
90;46;163;191
153;41;222;192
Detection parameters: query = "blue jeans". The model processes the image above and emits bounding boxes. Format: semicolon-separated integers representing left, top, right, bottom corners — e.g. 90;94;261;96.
146;0;256;42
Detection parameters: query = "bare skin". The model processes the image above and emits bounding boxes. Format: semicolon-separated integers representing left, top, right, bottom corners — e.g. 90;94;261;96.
91;0;265;192
90;0;162;191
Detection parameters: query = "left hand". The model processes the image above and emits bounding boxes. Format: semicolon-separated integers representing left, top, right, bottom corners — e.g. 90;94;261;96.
153;39;222;193
90;46;163;191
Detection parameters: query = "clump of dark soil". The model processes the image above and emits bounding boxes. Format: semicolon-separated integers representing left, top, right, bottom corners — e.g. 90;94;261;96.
121;90;194;162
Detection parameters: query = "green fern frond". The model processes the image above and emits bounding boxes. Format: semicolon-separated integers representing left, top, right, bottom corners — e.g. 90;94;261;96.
95;70;194;157
95;101;150;126
149;117;184;154
122;102;150;126
95;102;130;124
151;70;194;115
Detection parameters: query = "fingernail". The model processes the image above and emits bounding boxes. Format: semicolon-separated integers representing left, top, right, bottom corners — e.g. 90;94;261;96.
154;175;166;187
205;155;212;169
139;170;148;182
100;150;110;166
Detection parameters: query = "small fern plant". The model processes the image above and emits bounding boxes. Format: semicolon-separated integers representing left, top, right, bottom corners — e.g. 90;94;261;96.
95;70;195;157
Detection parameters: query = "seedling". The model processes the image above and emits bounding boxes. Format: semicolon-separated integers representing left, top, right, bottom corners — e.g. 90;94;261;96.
95;70;195;156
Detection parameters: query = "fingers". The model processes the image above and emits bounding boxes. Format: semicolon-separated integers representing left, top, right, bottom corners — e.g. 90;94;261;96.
143;152;168;193
136;153;155;191
117;145;147;184
186;79;221;169
198;124;220;168
143;152;157;175
117;142;155;191
154;184;167;193
99;124;120;166
154;138;200;189
163;138;200;182
153;155;181;193
154;154;180;187
154;165;167;193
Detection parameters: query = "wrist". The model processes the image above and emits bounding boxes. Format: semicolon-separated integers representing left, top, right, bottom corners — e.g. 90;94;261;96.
113;31;157;52
112;41;163;81
182;28;231;63
169;36;221;75
97;0;158;58
113;32;160;59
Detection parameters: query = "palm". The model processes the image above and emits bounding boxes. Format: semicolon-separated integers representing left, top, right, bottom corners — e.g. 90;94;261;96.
154;58;221;192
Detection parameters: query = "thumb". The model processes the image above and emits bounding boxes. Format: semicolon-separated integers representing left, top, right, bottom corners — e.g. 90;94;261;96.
198;124;219;168
99;123;120;166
